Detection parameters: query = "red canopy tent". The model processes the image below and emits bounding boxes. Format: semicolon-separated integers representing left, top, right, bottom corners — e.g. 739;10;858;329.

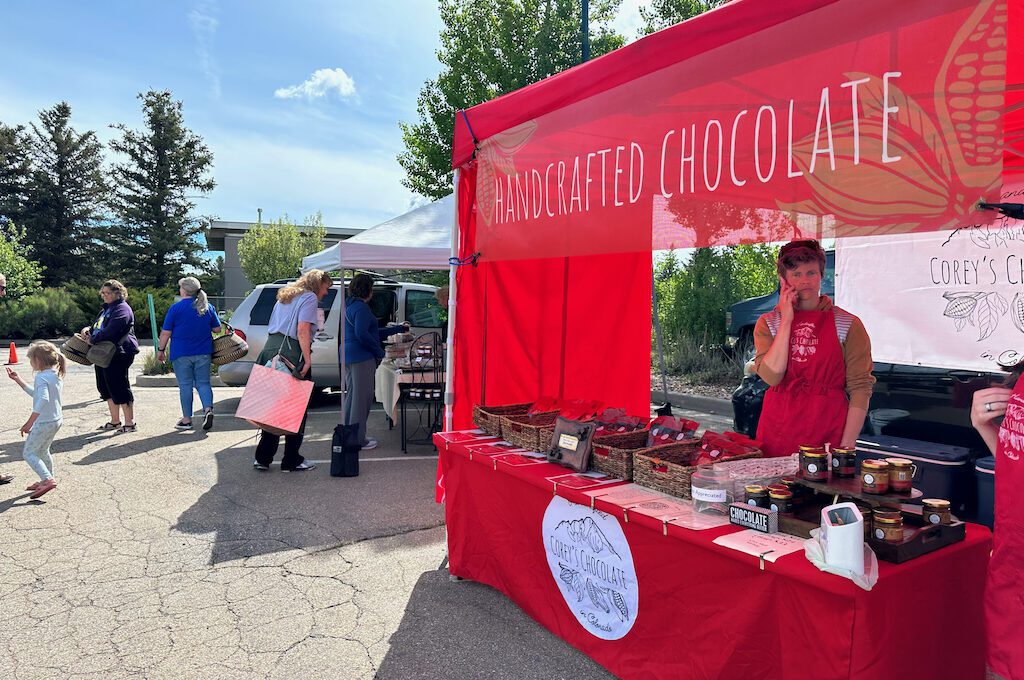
446;0;1023;431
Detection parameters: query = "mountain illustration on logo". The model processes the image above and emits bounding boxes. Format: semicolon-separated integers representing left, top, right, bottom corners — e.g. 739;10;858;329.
555;517;622;560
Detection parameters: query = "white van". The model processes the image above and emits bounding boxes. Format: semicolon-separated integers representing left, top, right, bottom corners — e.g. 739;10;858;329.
218;276;444;389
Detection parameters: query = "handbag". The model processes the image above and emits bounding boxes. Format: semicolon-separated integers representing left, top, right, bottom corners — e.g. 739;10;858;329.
87;325;133;369
331;423;361;477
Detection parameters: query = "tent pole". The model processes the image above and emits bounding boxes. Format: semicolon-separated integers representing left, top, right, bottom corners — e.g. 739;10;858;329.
652;266;672;416
339;251;347;426
443;169;461;431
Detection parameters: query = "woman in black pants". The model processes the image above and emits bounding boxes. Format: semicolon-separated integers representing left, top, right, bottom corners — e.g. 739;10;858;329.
252;270;333;471
84;280;140;434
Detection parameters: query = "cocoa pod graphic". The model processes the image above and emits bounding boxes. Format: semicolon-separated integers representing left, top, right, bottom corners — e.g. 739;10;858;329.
586;579;611;614
1011;293;1024;334
610;589;629;622
944;296;978;319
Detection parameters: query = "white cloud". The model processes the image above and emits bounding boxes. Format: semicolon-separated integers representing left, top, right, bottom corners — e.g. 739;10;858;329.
188;0;221;98
274;68;357;100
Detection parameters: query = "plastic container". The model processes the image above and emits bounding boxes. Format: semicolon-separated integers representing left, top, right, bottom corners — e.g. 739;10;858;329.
856;435;973;514
690;468;732;515
974;456;995;529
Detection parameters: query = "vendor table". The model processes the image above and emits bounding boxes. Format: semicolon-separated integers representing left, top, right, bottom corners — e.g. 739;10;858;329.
374;361;446;422
436;432;991;680
377;362;445;451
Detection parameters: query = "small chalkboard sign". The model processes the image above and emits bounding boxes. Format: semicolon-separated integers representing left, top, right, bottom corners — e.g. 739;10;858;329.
729;502;779;534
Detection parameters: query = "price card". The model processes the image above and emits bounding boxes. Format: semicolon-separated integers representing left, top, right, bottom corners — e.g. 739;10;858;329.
712;529;807;563
547;472;620;491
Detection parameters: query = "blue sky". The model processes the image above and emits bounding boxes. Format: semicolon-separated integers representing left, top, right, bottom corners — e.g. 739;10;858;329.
1;0;648;235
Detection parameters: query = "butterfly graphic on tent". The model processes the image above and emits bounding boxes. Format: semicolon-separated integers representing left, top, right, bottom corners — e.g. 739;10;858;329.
778;0;1008;236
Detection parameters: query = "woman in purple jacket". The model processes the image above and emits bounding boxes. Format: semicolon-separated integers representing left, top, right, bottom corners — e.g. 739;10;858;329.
84;279;140;433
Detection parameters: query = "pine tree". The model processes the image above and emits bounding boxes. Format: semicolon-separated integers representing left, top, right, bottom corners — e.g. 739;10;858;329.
108;90;215;288
0;122;32;225
23;102;108;285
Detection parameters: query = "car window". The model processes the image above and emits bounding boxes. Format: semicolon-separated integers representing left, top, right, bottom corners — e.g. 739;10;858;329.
822;252;836;296
405;290;444;328
320;288;338;321
345;288;397;326
249;287;281;325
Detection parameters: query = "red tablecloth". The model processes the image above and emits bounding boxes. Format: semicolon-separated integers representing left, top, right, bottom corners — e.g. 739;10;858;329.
436;432;992;680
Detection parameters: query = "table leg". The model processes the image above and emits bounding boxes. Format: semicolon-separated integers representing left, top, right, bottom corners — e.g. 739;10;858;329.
401;396;407;453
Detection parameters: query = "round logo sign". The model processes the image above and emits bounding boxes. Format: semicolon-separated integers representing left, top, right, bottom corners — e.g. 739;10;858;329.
541;496;639;640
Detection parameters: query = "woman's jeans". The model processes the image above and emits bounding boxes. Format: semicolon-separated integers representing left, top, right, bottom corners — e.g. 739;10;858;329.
172;354;214;419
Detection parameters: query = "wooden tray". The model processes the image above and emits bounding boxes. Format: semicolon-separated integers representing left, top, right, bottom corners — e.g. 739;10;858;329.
794;474;922;506
868;508;966;564
776;500;965;563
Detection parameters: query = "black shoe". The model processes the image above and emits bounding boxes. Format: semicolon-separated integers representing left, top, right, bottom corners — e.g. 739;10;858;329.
0;474;13;485
202;411;214;431
252;460;270;471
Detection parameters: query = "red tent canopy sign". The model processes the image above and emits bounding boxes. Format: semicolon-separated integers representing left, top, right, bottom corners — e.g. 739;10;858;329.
448;0;1023;430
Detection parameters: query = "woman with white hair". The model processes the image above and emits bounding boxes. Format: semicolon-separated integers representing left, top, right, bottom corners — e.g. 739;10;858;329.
157;276;222;430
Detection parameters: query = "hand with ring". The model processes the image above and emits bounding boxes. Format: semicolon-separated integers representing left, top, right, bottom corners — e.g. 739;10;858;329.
971;386;1012;429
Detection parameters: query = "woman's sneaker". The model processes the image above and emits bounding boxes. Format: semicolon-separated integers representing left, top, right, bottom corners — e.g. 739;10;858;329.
175;420;193;430
252;461;270;471
202;411;214;431
361;439;378;450
283;461;316;472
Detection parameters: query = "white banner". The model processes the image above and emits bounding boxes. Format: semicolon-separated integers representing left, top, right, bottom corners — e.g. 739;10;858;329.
837;184;1024;372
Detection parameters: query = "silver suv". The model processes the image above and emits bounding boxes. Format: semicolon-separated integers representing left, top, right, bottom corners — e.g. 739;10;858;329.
218;277;444;388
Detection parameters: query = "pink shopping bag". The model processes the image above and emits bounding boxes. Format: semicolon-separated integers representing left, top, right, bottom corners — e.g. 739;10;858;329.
235;362;315;435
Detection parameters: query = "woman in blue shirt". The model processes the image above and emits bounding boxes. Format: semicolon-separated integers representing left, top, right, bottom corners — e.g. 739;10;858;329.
157;277;222;431
344;274;408;450
84;280;140;434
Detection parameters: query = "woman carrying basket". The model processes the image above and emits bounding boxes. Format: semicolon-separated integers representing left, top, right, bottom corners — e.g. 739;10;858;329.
251;270;332;472
157;276;222;431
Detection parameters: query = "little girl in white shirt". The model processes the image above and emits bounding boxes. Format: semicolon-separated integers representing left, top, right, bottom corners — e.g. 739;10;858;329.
7;341;66;499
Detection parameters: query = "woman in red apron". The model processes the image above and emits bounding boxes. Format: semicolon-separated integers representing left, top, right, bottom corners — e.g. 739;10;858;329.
972;378;1024;679
753;240;875;457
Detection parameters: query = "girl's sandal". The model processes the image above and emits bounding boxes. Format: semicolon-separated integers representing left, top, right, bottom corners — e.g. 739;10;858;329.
98;422;122;431
29;479;56;499
117;424;138;434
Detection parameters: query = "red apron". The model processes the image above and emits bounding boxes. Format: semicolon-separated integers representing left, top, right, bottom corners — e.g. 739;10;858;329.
989;376;1024;679
756;310;847;457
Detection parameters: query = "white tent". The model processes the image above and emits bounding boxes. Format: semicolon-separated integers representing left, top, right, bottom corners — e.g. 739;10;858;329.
301;194;453;272
302;187;461;432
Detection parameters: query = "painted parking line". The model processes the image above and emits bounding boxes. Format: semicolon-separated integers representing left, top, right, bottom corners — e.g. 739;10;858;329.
297;456;438;464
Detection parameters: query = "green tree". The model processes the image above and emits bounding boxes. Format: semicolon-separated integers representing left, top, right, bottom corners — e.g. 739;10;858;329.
0;122;32;225
639;0;728;35
0;220;44;299
237;214;327;286
398;0;624;200
107;90;215;288
23;102;108;285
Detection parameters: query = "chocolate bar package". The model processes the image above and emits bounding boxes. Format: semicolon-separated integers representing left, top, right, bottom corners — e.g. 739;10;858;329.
546;417;597;472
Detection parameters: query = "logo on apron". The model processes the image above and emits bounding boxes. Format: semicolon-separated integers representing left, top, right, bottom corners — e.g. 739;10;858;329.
791;321;820;363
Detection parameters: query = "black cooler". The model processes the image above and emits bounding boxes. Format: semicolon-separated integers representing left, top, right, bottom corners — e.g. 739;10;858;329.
974;456;995;529
855;435;974;515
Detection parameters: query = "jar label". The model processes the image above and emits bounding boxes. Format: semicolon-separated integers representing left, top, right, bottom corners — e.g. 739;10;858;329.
864;473;875;485
747;499;757;506
832;458;839;467
874;528;885;540
693;487;727;503
928;513;941;524
807;463;818;473
770;503;779;512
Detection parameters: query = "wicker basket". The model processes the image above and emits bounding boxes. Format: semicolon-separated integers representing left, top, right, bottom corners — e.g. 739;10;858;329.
590;429;650;480
60;334;93;366
472;402;532;438
212;325;250;366
502;411;559;451
633;441;761;500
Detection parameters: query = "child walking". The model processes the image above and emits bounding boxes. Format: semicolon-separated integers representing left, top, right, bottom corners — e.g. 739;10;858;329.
7;341;65;499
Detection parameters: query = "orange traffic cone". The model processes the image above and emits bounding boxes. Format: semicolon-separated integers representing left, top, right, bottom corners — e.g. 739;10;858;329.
6;342;17;365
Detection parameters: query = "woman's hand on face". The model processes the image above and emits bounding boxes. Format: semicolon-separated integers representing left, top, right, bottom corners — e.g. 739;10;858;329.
971;386;1013;428
778;280;797;324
